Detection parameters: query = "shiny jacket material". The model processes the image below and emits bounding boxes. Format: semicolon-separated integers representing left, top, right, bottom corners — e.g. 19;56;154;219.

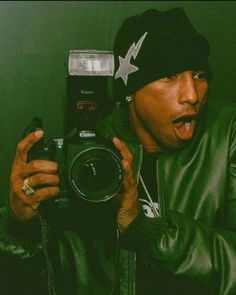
0;101;236;295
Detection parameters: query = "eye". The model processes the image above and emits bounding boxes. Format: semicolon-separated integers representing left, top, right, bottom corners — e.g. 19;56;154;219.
159;75;177;82
193;71;208;80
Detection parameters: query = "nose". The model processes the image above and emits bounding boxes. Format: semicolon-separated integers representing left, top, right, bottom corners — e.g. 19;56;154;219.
178;74;199;105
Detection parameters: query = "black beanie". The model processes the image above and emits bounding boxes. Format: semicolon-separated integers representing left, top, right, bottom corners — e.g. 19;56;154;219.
113;7;212;101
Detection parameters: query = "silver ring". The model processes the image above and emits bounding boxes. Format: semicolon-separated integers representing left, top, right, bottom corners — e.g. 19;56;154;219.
22;178;35;196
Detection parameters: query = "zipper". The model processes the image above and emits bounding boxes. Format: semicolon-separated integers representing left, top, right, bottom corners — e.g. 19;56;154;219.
129;251;136;295
39;215;56;295
130;144;143;295
156;156;165;217
110;228;121;295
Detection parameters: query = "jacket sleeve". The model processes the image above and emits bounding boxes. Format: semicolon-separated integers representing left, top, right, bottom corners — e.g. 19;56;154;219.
0;206;46;294
120;117;236;295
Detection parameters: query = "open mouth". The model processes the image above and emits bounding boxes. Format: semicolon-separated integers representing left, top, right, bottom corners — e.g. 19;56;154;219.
172;114;198;141
172;114;198;124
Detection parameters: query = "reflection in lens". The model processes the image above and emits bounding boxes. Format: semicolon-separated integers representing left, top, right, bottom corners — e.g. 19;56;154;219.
78;157;113;191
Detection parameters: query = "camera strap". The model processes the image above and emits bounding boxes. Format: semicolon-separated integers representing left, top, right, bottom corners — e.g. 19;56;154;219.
139;174;159;218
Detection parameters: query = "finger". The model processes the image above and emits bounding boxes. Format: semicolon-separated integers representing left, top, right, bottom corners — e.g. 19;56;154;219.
16;185;60;205
122;158;134;182
113;137;136;185
27;159;58;176
33;186;60;202
15;160;59;179
14;130;44;165
26;173;60;189
11;180;59;207
113;137;133;162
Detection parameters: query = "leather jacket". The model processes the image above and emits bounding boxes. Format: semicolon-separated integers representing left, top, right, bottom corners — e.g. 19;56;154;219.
0;100;236;295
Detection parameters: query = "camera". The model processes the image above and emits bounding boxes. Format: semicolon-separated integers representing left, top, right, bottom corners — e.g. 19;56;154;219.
26;50;124;207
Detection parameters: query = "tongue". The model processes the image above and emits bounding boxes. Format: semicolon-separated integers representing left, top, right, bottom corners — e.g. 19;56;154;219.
174;121;194;141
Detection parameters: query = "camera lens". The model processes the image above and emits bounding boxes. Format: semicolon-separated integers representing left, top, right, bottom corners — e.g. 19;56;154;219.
69;146;123;202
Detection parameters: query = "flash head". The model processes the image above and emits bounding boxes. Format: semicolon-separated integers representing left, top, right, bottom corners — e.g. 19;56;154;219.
68;50;114;77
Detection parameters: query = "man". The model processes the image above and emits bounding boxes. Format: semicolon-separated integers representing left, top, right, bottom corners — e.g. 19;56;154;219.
1;7;236;295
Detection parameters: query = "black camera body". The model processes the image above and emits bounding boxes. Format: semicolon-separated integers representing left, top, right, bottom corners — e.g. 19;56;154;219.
28;102;124;208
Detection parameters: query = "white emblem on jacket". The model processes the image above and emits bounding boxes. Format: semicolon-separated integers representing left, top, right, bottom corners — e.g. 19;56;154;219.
140;198;160;218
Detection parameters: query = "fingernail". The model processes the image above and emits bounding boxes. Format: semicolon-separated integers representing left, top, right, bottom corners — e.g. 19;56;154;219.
35;130;44;138
113;137;121;144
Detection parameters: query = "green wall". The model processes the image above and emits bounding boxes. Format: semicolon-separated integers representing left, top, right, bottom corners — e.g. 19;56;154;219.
1;1;236;206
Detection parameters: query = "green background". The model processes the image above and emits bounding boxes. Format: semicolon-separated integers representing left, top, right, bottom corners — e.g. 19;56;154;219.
1;1;236;206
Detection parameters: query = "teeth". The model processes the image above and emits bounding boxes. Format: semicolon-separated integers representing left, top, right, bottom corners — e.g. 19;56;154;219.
185;122;191;132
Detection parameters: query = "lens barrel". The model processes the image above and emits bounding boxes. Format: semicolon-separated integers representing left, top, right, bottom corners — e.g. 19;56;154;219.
69;144;123;202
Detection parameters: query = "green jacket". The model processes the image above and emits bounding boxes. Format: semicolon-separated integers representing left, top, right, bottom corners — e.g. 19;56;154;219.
0;100;236;295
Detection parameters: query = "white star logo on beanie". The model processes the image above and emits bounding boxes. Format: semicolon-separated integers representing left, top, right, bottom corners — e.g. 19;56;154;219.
115;32;148;85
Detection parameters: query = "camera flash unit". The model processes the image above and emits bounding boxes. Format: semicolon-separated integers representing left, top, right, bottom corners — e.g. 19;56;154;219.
68;50;114;76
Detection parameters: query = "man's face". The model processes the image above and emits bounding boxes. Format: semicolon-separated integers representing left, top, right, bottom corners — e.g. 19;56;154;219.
129;70;209;152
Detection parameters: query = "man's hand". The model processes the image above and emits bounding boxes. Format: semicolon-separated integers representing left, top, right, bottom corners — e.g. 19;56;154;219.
113;137;139;233
9;130;60;221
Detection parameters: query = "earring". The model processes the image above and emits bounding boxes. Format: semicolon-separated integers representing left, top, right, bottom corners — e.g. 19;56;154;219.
125;96;133;103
